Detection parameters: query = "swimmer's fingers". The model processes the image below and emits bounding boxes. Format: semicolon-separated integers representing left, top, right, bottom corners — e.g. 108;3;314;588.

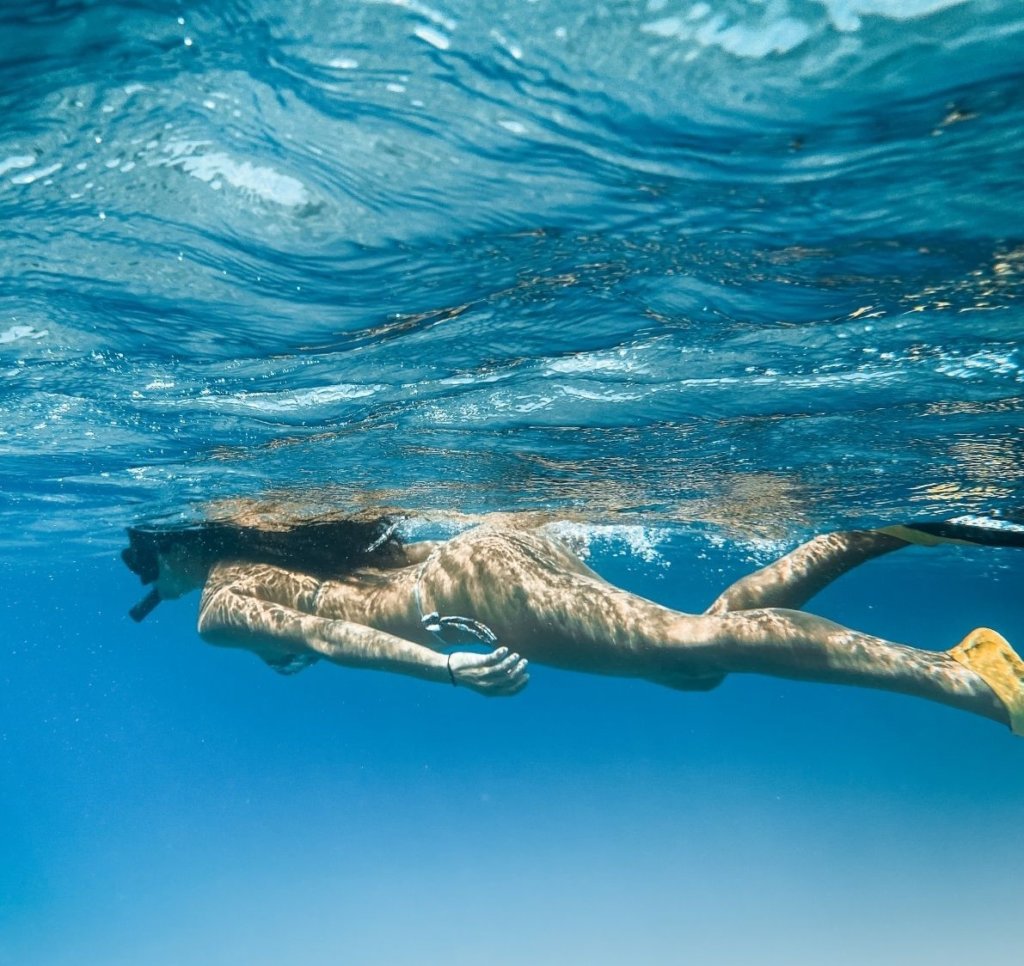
484;655;529;695
448;647;530;696
449;646;511;676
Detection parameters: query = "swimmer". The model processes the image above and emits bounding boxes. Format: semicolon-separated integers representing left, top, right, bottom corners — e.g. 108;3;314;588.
122;512;1024;733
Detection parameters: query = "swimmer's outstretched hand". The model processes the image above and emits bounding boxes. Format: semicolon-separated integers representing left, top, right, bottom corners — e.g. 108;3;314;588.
448;646;529;696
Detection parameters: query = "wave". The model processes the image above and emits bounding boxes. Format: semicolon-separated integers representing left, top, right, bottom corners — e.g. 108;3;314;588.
1;0;1022;549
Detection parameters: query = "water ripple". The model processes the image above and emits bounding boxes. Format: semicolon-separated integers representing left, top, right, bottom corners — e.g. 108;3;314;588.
1;0;1022;546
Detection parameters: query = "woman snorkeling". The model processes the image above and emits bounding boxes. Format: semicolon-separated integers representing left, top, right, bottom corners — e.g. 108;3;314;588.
122;511;1024;733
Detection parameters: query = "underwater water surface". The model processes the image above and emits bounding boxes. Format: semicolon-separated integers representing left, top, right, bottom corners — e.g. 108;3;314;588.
2;0;1023;963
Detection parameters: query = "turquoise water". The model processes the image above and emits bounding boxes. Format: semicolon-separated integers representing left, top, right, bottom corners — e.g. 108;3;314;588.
2;0;1023;962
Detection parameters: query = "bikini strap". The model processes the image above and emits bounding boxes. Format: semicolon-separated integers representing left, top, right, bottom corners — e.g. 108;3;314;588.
421;611;499;648
413;542;499;649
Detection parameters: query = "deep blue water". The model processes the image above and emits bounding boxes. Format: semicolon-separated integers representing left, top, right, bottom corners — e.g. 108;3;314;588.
2;0;1024;963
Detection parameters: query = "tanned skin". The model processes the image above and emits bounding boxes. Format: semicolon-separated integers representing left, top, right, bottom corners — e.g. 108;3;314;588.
154;520;1008;726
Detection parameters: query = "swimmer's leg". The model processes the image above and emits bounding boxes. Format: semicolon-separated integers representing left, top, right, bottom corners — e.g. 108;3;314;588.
677;608;1014;728
705;530;909;614
707;517;1024;615
534;574;1014;725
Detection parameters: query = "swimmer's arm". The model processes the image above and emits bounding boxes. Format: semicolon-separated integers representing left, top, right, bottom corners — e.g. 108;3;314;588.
198;587;527;694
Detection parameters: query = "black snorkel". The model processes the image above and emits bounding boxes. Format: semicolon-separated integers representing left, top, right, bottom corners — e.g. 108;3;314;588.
121;537;163;622
129;586;162;622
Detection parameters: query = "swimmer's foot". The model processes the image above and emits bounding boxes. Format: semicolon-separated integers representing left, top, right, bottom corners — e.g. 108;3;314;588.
949;627;1024;735
881;514;1024;549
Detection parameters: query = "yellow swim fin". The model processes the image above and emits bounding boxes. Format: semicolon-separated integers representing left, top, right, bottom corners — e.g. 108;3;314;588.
881;517;1024;549
949;628;1024;736
880;524;958;547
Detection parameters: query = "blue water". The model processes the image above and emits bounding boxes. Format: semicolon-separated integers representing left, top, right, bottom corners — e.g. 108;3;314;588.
2;0;1023;962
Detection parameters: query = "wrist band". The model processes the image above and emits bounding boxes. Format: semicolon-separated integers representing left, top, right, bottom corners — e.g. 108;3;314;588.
446;653;457;686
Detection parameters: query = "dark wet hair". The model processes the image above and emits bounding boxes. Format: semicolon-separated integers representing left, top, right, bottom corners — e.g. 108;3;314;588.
121;514;405;587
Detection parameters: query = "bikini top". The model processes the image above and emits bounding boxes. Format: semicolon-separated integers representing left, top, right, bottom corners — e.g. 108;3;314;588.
263;652;321;675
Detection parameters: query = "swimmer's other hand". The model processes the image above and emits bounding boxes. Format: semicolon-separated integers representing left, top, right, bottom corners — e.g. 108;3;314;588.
448;646;529;697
